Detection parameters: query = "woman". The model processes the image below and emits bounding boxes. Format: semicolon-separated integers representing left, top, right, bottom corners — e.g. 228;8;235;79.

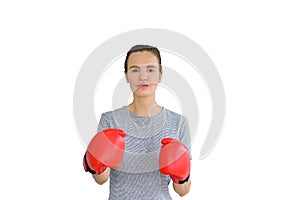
84;45;191;199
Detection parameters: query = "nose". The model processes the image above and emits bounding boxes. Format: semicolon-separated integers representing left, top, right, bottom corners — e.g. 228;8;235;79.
139;69;148;80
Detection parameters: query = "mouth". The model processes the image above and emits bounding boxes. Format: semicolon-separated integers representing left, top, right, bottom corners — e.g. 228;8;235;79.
137;84;149;88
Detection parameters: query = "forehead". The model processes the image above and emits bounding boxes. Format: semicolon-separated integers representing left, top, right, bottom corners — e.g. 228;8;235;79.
127;51;159;67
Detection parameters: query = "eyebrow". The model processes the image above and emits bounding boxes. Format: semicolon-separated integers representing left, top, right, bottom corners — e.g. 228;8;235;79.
128;65;158;69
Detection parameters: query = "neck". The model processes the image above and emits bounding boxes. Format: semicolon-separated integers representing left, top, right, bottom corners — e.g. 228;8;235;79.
128;95;162;116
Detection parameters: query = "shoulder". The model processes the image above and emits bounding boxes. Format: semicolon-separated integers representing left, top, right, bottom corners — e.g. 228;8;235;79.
164;107;188;123
98;107;127;130
100;106;126;119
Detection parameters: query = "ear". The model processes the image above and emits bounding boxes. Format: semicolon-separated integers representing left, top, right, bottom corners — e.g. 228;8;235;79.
159;72;163;82
125;72;129;83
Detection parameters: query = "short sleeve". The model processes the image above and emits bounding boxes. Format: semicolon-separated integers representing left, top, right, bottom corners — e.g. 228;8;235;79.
97;113;110;132
179;117;192;160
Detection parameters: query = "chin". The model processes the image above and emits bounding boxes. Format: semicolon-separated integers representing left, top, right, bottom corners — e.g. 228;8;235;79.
133;88;156;97
133;92;153;97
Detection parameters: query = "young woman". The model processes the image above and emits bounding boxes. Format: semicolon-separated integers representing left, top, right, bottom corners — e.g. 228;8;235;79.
83;45;191;199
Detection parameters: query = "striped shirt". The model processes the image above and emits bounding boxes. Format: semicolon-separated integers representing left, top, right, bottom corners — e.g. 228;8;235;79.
97;106;191;200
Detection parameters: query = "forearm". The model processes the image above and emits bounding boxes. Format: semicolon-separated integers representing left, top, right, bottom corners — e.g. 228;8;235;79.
92;168;110;185
173;178;191;197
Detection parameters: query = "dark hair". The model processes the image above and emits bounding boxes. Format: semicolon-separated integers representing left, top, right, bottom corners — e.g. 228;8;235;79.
124;45;162;73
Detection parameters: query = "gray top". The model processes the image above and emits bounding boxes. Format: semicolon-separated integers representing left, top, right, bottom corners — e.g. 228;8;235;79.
97;106;191;200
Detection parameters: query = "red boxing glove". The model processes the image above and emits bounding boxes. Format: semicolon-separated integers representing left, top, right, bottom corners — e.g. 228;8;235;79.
83;128;126;174
159;138;190;184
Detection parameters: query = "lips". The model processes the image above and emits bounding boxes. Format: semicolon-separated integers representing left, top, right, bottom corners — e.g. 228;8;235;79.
137;83;149;87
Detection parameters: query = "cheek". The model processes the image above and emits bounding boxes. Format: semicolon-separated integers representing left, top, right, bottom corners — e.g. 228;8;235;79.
128;82;136;90
126;74;136;83
150;84;158;90
150;77;161;83
149;73;161;81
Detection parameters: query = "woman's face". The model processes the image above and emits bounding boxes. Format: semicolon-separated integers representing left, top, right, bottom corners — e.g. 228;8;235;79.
125;51;162;97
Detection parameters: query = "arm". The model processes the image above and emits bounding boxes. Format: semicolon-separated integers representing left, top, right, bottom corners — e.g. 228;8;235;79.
92;168;110;185
173;117;192;196
173;178;191;196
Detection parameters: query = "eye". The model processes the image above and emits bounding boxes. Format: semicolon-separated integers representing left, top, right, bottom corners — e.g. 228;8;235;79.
131;68;139;72
148;69;155;73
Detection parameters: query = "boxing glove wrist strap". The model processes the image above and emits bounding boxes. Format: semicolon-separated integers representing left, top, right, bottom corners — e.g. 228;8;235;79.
83;153;96;174
171;175;190;184
83;153;107;175
178;175;190;184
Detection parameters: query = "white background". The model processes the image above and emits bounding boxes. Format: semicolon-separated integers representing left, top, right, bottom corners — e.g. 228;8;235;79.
1;0;299;199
